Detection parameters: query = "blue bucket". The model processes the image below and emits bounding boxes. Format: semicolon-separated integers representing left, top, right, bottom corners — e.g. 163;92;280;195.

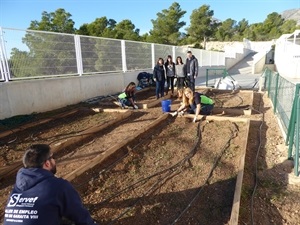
161;99;171;113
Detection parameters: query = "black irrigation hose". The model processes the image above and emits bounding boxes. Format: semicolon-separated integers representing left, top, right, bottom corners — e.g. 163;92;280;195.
108;168;181;225
251;92;264;225
74;130;158;189
106;122;203;224
99;122;202;207
172;123;238;224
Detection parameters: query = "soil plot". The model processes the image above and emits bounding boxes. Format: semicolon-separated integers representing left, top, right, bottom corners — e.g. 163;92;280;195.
77;118;248;225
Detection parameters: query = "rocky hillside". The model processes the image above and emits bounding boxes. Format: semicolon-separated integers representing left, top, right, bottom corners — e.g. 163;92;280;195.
282;8;300;25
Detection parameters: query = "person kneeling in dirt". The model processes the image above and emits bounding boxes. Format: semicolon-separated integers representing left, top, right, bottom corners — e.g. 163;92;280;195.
3;144;98;225
170;87;214;122
118;82;138;109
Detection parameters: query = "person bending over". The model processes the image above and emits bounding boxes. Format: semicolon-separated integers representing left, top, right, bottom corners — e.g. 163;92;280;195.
171;87;214;122
118;82;138;109
3;144;97;225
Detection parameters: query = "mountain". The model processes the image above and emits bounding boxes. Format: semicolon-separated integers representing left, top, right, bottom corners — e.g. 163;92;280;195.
281;9;300;25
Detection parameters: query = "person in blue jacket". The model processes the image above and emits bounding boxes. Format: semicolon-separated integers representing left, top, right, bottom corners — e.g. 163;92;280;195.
3;144;97;225
153;57;166;99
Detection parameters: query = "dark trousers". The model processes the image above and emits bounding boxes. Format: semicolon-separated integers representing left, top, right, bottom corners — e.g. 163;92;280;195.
188;75;195;92
166;76;175;94
189;104;214;115
177;77;185;89
155;80;165;98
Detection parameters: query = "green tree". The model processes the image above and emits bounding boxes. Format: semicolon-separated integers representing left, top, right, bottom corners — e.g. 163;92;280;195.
215;18;236;41
29;8;75;33
148;2;186;45
234;19;249;40
77;17;117;37
280;20;300;35
113;19;140;41
186;4;216;49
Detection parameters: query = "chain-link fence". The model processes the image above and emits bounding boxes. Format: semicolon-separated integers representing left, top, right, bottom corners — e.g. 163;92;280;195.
0;27;229;81
263;67;300;175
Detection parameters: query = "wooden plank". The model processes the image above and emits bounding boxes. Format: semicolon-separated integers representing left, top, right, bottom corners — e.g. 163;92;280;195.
0;110;133;181
182;114;249;123
212;108;251;116
0;109;80;139
63;113;169;181
229;119;250;225
51;110;133;153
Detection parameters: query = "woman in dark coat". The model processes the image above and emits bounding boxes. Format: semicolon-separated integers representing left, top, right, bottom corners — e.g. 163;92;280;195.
153;58;166;99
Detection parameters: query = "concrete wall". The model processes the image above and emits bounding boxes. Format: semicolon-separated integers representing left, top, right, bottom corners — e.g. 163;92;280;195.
225;52;246;70
0;71;148;120
253;54;266;74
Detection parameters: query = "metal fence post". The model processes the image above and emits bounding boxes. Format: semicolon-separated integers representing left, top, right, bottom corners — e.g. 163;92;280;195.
267;69;272;98
287;84;300;158
295;95;300;176
121;40;127;72
74;35;83;76
206;69;208;87
273;73;279;113
0;27;10;81
151;44;155;69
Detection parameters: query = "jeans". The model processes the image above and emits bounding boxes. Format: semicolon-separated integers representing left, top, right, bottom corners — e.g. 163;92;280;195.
189;104;214;115
118;96;135;108
155;80;165;98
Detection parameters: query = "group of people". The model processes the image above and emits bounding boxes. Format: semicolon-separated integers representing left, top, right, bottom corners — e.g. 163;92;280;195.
116;50;214;119
153;50;199;99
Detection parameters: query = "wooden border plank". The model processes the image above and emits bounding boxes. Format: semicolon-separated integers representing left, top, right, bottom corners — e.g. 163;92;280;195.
63;113;169;181
0;110;133;180
229;119;250;225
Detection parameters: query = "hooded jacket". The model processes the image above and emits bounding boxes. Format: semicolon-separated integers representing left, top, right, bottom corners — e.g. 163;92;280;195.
4;168;96;225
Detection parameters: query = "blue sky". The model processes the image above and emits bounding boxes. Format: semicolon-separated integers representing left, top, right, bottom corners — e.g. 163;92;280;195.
0;0;299;34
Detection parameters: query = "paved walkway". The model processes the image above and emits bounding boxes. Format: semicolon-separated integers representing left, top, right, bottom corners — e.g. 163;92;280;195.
195;53;262;89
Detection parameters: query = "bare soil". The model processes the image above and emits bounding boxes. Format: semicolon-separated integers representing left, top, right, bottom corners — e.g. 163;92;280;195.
0;88;299;225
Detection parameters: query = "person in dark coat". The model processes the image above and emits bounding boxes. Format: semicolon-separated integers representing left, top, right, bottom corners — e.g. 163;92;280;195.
185;51;198;92
153;58;166;99
3;144;97;225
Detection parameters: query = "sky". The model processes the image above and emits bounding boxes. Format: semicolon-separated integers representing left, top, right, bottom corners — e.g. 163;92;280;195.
0;0;299;35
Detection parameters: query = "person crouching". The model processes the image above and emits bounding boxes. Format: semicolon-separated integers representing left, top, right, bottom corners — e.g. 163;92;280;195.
170;87;214;122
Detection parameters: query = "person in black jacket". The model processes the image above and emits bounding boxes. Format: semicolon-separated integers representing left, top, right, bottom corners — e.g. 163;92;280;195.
153;58;166;99
185;51;198;92
3;144;97;225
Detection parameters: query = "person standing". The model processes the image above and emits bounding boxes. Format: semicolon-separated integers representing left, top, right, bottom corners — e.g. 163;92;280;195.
3;144;97;225
185;51;198;92
164;55;176;96
175;56;186;98
170;87;214;122
153;58;166;99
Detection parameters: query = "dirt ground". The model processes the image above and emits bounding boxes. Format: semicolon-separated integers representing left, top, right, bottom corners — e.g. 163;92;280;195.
0;88;299;225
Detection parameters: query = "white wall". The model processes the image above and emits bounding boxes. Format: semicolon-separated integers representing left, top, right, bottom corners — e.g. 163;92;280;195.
0;71;146;120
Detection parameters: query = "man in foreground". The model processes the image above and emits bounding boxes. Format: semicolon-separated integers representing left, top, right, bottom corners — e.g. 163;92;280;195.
3;144;97;225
